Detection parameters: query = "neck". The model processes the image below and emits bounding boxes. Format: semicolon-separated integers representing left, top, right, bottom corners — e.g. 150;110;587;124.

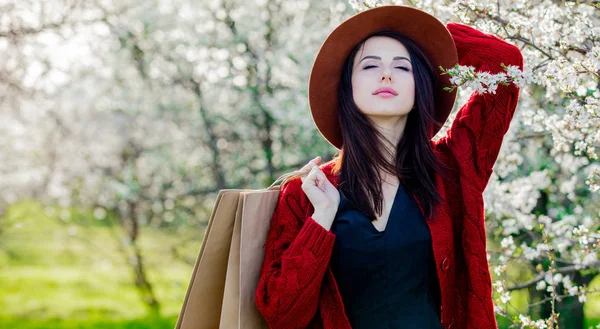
368;114;408;180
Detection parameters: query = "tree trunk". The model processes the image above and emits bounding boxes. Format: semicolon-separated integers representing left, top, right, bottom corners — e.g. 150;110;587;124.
116;201;161;316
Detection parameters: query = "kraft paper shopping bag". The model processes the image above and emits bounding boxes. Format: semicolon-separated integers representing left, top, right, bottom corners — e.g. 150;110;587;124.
175;185;281;329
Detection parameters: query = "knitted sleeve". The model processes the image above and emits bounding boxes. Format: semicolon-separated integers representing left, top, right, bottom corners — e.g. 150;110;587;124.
435;23;524;193
255;177;336;328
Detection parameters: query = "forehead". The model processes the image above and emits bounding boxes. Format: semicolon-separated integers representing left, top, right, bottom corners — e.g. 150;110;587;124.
354;36;410;63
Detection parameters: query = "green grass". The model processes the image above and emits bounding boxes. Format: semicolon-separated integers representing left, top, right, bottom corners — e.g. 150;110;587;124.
0;200;598;329
0;201;204;322
0;316;178;329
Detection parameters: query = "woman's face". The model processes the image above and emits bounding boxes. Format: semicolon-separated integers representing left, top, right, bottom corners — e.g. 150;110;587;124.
351;36;415;118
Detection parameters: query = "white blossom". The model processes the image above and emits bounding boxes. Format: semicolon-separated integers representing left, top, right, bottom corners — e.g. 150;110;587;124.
536;280;547;291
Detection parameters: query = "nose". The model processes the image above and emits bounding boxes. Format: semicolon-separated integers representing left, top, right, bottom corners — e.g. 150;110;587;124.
380;70;392;83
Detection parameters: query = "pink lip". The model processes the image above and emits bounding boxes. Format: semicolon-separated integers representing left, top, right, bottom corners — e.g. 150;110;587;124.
375;92;395;98
372;87;398;97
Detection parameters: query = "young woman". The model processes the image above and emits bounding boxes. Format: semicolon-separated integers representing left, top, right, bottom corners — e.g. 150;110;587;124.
255;5;523;329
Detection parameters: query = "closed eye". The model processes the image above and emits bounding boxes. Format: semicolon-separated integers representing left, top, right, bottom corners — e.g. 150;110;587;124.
363;65;410;71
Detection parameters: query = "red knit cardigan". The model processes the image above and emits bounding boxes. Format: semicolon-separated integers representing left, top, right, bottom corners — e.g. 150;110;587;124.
255;23;524;329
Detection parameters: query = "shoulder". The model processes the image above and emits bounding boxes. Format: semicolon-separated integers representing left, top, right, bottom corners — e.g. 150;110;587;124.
278;159;338;213
320;159;338;182
281;159;337;190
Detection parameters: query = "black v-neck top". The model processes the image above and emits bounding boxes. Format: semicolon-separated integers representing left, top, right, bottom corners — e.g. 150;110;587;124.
329;184;443;329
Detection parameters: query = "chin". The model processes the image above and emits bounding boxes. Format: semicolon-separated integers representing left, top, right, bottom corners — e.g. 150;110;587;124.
361;107;412;117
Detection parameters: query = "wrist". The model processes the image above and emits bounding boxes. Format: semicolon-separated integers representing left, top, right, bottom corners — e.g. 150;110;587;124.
311;209;336;230
313;206;337;217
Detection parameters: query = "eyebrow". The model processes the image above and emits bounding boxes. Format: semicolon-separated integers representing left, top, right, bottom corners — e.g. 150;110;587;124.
359;55;411;64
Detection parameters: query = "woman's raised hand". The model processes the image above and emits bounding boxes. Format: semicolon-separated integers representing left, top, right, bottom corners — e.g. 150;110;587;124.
300;157;340;229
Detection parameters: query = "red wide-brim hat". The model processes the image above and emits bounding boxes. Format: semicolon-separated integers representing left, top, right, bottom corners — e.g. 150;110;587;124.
308;5;458;150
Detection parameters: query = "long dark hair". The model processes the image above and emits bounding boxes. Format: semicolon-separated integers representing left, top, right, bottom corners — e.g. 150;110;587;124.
332;30;448;220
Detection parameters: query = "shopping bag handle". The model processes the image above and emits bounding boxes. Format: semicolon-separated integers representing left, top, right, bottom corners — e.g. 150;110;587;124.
267;170;304;191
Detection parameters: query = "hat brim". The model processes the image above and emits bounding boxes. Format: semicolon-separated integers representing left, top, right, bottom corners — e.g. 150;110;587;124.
308;5;458;150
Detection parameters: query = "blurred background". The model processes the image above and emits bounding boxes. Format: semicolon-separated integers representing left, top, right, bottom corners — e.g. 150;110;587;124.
1;0;599;328
1;0;347;328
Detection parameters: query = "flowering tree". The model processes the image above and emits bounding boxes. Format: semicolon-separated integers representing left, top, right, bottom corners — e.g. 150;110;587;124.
0;0;349;316
2;0;599;326
350;0;600;328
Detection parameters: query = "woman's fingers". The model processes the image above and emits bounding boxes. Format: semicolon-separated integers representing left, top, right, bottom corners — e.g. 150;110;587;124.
303;165;328;192
298;156;339;212
304;156;321;170
300;156;321;183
